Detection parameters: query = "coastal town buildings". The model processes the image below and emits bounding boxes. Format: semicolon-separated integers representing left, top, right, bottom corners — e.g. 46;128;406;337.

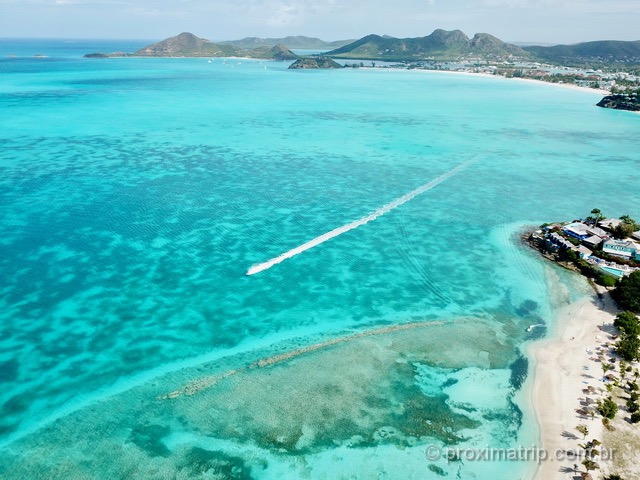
534;217;640;279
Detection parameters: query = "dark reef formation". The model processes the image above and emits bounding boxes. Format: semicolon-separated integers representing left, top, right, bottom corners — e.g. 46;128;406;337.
597;94;640;112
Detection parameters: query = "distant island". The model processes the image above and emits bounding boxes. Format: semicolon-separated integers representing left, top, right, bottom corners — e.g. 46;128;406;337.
84;32;298;61
288;56;343;69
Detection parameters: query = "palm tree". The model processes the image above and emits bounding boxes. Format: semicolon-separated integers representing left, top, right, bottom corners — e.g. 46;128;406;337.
576;424;589;439
591;208;604;227
620;360;628;378
582;458;599;472
619;215;636;226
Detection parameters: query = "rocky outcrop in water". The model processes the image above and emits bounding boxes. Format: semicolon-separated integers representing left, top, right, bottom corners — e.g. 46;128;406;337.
597;94;640;112
288;56;343;69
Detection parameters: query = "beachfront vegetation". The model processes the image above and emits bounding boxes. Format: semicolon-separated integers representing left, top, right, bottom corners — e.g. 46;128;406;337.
612;271;640;313
614;312;640;336
574;259;618;287
582;457;599;473
579;438;601;458
616;333;640;362
598;396;619;419
617;338;640;362
576;424;589;439
612;216;639;240
591;208;604;226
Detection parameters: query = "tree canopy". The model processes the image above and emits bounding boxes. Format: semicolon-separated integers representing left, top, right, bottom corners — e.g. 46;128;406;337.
614;311;640;336
612;271;640;313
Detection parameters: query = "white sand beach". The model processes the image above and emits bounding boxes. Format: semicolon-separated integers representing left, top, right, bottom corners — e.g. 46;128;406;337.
528;291;617;479
371;67;611;95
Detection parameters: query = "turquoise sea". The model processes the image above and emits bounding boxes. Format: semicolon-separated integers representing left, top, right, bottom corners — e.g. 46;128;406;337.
0;39;639;479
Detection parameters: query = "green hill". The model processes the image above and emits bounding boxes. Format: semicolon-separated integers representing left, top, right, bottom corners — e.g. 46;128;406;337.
524;40;640;66
325;30;528;61
247;44;299;61
134;32;243;57
220;36;354;50
84;33;298;60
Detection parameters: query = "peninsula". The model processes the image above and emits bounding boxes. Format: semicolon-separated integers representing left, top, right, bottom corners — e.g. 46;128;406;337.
526;212;640;286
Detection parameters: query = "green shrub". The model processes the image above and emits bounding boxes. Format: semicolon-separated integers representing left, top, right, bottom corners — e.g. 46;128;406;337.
598;397;618;419
596;273;618;287
614;311;640;336
612;271;640;313
616;335;640;362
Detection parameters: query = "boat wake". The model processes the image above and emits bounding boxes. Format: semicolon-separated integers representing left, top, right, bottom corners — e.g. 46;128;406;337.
246;159;474;276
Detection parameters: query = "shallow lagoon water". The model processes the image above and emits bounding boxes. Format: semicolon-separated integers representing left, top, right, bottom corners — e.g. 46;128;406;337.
0;39;639;478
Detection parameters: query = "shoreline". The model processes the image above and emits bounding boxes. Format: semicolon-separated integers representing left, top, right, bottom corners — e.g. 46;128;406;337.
418;67;611;95
526;290;617;479
358;65;611;95
416;68;611;95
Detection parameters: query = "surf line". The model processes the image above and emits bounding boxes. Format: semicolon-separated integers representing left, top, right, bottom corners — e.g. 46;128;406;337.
246;159;474;276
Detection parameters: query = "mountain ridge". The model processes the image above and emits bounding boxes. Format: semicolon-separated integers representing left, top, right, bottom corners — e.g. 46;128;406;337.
325;30;528;61
219;35;354;50
524;40;640;65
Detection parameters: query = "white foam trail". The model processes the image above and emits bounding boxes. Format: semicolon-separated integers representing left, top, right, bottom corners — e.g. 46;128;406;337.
246;160;474;276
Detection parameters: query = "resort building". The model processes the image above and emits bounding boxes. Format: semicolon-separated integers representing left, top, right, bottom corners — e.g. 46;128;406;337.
562;222;608;243
583;234;605;248
599;218;622;231
602;239;640;260
538;220;639;278
562;222;589;240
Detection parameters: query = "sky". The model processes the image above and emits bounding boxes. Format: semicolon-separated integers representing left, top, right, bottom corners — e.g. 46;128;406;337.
0;0;638;44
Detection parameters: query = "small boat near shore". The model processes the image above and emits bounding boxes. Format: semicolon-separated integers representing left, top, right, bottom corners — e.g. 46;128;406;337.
526;324;545;332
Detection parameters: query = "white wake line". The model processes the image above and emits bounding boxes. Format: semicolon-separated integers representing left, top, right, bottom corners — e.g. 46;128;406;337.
246;159;474;276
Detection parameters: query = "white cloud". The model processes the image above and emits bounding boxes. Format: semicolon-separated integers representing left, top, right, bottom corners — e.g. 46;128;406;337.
0;0;637;42
266;2;301;26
